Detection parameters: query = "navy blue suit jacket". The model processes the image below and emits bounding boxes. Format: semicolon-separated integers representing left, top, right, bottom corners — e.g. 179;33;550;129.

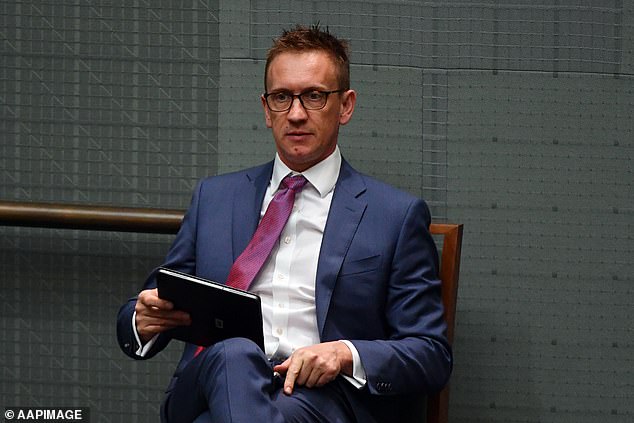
117;159;452;423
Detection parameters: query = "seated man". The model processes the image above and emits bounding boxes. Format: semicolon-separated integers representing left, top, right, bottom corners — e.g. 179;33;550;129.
117;24;451;423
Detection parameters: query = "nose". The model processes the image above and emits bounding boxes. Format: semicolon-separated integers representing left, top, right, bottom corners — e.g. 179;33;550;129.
286;96;308;121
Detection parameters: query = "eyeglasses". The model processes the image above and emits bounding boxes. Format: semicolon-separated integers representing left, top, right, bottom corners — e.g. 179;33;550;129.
263;89;345;112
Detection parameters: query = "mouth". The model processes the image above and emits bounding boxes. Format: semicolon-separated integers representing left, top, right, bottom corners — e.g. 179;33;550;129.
286;131;312;141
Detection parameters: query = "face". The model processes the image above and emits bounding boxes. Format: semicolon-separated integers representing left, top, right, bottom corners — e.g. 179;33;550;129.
262;50;356;172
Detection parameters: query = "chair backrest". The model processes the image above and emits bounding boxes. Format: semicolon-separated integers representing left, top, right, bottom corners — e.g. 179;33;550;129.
426;223;464;423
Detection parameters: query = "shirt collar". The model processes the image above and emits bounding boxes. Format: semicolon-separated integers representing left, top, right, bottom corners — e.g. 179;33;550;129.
271;146;341;198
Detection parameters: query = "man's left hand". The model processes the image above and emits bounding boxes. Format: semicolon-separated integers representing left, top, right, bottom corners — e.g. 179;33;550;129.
273;341;353;395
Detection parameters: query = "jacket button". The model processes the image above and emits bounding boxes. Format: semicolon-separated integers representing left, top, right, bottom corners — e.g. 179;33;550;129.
377;381;392;392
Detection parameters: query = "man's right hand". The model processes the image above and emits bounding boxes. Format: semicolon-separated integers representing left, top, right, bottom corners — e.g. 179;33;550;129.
135;288;191;343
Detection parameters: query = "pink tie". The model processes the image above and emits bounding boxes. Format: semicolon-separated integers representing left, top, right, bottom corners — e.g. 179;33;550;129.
225;174;308;291
194;174;307;355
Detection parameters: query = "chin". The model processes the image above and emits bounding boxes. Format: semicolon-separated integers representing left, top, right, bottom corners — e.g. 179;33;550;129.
282;154;318;171
287;147;313;160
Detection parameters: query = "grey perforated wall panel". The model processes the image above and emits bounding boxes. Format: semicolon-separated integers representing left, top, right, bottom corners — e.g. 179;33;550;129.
1;1;632;421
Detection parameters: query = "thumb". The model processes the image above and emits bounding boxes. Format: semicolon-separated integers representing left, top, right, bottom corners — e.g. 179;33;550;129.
273;358;290;375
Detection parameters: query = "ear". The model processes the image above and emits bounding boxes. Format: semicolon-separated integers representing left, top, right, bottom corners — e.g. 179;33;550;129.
338;89;356;125
261;94;273;128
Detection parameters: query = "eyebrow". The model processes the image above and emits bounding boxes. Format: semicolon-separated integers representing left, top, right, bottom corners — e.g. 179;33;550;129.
267;85;328;93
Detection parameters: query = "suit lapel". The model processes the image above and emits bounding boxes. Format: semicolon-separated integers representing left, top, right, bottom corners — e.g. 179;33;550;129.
231;162;274;261
315;160;367;336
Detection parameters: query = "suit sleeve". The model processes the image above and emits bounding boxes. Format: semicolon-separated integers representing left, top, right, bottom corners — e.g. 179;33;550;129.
351;198;452;396
116;180;203;360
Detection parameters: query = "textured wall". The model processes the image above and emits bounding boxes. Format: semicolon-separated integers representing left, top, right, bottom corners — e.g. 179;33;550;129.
1;1;632;422
1;0;221;420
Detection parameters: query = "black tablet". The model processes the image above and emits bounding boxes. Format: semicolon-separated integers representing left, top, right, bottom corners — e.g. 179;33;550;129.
156;267;264;349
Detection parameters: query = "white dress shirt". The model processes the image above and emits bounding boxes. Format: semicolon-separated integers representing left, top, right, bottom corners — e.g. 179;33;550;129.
134;146;366;388
253;148;338;360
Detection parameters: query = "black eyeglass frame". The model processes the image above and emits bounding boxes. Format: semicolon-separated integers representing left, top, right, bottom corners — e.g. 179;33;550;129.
263;89;346;112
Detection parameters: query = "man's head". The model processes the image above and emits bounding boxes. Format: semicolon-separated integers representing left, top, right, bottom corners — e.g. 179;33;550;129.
262;25;356;172
264;24;350;93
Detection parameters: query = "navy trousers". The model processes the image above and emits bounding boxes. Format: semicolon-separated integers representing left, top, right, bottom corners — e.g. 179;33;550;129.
162;338;356;423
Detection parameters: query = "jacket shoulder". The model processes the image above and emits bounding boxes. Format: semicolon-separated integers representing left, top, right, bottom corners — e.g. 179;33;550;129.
198;161;273;187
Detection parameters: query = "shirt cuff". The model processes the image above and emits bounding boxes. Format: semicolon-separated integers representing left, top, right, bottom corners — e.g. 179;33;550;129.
132;311;158;357
339;340;367;389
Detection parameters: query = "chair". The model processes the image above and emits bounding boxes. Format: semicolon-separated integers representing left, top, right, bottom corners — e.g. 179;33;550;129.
426;223;464;423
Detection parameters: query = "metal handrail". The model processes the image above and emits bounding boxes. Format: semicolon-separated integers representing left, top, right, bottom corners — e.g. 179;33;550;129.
0;201;183;234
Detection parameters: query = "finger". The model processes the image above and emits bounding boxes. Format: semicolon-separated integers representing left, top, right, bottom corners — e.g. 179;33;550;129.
304;365;327;388
138;311;188;330
314;370;336;388
170;310;192;325
142;321;179;333
283;357;303;395
142;310;191;327
145;307;190;321
294;362;310;387
136;299;179;321
302;358;336;388
136;310;191;341
137;320;174;342
140;289;174;310
154;312;191;327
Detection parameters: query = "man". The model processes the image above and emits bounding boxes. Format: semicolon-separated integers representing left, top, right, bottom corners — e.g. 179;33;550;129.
117;24;451;423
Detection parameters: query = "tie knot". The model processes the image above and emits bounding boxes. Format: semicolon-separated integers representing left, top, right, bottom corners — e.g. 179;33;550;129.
280;174;308;192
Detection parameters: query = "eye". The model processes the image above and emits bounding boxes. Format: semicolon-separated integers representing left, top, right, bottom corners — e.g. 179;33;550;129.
303;91;324;102
272;92;291;102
